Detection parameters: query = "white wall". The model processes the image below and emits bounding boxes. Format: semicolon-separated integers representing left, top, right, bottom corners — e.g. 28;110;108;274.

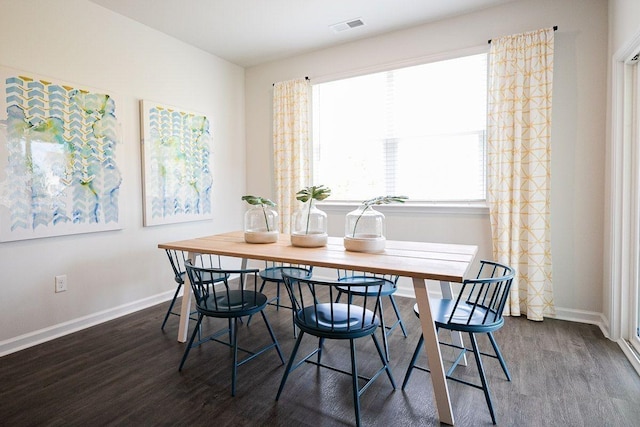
610;0;640;51
0;0;245;351
245;0;609;322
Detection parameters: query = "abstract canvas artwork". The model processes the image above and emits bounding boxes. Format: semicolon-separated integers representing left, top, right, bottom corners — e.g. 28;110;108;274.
0;67;122;242
140;100;212;226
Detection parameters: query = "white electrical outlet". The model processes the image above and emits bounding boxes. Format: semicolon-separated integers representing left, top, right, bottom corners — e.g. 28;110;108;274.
55;275;67;293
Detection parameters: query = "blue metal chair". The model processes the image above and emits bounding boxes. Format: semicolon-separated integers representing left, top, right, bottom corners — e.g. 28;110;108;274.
402;260;515;425
276;272;396;427
248;262;313;337
179;261;286;396
335;270;407;361
160;250;226;331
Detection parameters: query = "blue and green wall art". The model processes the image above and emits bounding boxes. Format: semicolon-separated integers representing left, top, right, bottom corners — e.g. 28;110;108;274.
0;68;122;242
140;100;212;226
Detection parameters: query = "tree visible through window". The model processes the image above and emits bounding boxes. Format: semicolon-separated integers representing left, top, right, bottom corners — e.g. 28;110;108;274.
312;53;487;202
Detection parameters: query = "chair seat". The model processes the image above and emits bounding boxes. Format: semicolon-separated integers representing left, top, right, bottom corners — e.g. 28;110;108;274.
336;276;396;296
199;290;268;317
414;299;504;333
295;303;378;338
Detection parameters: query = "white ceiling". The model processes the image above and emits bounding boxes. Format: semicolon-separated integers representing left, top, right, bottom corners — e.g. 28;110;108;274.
90;0;518;67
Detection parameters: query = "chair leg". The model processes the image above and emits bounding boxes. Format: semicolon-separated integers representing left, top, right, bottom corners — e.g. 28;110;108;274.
291;307;297;338
469;332;497;425
276;331;305;400
161;283;182;330
335;289;343;303
349;339;362;427
317;337;325;364
377;298;390;361
488;332;511;381
371;333;396;388
260;311;285;364
231;318;239;396
178;314;203;371
388;294;408;337
402;335;424;389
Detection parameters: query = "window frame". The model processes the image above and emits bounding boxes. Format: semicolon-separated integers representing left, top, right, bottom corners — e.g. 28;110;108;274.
309;45;491;208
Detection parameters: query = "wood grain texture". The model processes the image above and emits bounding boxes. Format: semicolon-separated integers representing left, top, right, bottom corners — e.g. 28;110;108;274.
158;231;478;282
1;290;639;426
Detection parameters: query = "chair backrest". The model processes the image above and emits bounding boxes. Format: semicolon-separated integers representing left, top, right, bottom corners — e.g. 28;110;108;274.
335;269;399;285
281;272;386;334
184;260;260;313
165;249;187;284
446;260;515;328
166;250;223;282
263;261;313;273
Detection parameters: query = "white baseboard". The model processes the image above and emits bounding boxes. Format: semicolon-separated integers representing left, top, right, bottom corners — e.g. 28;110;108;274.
545;307;610;338
396;281;611;336
0;283;613;359
0;290;176;357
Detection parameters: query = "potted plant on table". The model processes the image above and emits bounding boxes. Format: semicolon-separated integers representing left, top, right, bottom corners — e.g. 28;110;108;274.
344;195;408;252
291;185;331;248
242;195;279;243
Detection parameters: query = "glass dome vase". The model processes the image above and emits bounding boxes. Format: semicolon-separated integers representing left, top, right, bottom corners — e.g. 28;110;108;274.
343;205;386;252
291;201;328;247
244;204;279;243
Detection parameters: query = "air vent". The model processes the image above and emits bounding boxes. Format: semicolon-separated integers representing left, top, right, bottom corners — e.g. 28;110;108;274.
330;18;365;33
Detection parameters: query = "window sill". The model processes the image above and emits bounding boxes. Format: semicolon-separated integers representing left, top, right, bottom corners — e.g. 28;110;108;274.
317;201;489;216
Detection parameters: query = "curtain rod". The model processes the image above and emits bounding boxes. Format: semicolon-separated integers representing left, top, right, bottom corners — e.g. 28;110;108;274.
273;76;309;87
488;26;557;44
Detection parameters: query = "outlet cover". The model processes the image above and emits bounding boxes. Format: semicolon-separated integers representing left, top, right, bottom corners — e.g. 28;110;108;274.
55;275;67;293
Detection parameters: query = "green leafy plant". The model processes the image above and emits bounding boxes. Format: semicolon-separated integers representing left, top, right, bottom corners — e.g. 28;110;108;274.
242;195;276;232
351;195;408;237
295;185;331;234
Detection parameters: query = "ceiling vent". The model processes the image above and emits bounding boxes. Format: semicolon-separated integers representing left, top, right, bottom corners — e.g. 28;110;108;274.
330;18;365;33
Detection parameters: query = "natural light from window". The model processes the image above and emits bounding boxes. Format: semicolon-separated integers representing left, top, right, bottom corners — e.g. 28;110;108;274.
312;53;487;202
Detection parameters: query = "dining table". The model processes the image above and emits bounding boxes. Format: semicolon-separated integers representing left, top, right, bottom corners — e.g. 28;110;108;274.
159;230;477;425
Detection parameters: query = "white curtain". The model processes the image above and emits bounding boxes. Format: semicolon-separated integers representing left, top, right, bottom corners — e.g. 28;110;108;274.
272;78;311;233
487;27;555;321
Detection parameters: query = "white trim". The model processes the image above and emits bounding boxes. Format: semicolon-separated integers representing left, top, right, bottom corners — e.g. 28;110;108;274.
0;282;618;362
0;289;177;357
547;308;610;337
318;201;490;216
609;27;640;344
395;282;610;333
311;44;490;85
618;339;640;376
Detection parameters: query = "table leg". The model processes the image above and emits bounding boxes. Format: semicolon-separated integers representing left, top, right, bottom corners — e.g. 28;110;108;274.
439;280;467;366
177;251;197;343
413;277;455;425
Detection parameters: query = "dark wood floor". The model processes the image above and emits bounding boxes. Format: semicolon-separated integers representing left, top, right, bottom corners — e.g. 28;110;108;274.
1;288;639;427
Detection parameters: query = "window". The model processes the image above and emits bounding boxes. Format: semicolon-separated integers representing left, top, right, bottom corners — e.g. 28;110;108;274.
312;53;487;202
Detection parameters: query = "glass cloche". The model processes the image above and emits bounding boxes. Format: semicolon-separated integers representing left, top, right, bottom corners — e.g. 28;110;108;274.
242;195;279;243
291;201;328;247
290;185;331;247
343;196;408;252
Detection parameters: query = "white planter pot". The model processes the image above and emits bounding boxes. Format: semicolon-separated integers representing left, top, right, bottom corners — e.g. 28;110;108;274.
291;232;328;248
343;235;386;253
244;230;279;244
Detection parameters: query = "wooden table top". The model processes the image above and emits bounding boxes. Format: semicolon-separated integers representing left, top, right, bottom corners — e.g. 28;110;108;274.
159;230;477;283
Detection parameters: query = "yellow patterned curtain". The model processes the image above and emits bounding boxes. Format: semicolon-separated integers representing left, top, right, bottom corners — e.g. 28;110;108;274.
273;78;311;233
487;27;555;321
